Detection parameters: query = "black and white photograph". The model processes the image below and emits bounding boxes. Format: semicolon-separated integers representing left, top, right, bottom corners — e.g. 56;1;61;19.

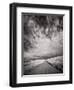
10;3;72;87
22;14;63;75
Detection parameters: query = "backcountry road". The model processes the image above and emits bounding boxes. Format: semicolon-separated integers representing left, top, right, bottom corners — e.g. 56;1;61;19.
23;57;63;75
